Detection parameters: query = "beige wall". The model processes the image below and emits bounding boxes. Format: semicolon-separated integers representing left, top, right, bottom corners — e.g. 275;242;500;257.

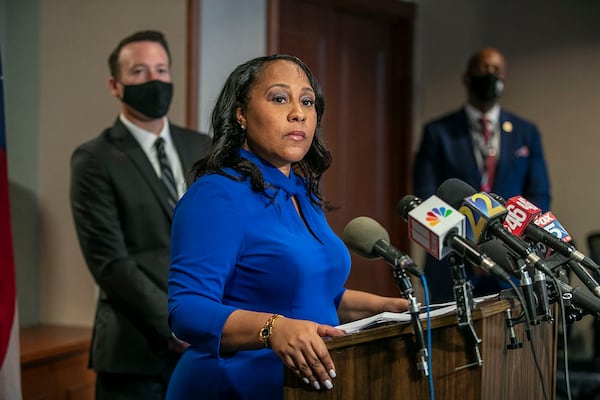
37;0;189;326
4;0;600;336
2;0;267;329
414;0;600;255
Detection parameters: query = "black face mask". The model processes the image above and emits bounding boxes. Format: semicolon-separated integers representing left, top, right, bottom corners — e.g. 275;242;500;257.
468;74;503;102
122;80;173;119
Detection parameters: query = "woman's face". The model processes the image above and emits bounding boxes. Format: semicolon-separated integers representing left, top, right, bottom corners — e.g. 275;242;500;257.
237;60;317;176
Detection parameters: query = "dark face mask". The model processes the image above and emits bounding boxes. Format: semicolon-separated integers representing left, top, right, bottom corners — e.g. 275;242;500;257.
468;73;503;102
122;80;173;119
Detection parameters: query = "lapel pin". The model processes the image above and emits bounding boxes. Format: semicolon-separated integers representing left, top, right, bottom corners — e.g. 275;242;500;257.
502;121;513;133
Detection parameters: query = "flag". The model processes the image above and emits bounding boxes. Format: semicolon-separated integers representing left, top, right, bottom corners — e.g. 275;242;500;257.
0;51;22;399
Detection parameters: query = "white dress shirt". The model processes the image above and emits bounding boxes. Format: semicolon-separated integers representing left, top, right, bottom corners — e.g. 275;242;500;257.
120;114;186;199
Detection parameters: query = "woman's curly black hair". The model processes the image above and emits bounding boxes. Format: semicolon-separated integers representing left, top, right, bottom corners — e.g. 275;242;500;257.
191;54;332;209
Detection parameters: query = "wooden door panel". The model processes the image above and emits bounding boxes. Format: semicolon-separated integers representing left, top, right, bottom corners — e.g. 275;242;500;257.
271;0;414;296
329;13;392;224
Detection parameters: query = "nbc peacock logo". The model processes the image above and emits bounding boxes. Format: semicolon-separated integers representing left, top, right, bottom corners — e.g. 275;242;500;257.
425;207;453;226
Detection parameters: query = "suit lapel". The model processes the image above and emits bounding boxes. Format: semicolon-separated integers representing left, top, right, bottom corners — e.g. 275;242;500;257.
109;118;174;219
494;110;515;190
170;126;195;187
171;124;211;188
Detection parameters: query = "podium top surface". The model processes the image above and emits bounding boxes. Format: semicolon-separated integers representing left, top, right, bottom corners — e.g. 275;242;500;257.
325;297;509;350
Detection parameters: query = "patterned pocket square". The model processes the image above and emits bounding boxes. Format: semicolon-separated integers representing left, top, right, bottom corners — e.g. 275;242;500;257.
515;146;530;157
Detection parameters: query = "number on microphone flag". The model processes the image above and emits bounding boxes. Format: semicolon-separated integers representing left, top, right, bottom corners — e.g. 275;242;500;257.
503;195;541;237
459;192;507;242
533;211;572;242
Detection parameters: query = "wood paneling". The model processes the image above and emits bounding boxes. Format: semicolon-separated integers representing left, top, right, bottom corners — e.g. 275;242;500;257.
284;299;557;399
21;325;95;400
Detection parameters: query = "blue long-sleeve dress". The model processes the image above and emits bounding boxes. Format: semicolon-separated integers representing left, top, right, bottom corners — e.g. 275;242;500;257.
166;149;351;399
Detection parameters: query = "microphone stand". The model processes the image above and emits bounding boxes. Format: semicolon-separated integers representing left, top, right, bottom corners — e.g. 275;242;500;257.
390;264;429;377
545;256;585;324
448;253;483;369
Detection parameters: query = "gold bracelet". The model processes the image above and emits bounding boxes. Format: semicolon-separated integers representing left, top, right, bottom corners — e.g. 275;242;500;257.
258;314;281;348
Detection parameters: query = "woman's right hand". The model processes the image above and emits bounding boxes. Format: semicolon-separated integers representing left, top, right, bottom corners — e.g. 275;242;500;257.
268;317;345;390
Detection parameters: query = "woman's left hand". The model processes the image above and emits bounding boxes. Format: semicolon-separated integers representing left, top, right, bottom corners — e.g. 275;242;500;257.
269;317;345;391
381;296;410;313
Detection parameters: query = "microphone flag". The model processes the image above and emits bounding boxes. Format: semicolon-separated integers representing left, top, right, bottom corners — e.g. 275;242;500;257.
407;195;465;260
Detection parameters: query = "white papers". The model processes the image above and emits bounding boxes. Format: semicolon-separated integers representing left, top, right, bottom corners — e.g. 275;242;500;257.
336;294;498;334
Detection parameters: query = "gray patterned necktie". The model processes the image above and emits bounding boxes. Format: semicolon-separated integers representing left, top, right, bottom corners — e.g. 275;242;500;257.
154;137;178;211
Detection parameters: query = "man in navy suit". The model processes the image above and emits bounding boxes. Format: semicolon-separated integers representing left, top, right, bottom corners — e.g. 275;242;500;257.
412;47;551;303
70;31;212;399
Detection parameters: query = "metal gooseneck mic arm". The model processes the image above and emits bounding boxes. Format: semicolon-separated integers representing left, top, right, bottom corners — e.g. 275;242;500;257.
341;216;428;376
447;253;483;369
389;259;429;376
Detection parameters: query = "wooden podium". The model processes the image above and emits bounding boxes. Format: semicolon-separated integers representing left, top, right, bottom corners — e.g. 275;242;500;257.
284;299;557;399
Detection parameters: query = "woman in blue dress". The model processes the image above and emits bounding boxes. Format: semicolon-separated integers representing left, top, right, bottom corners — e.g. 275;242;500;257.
166;54;409;399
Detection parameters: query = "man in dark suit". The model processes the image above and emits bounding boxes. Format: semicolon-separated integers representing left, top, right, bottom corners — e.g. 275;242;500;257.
412;47;551;303
70;30;211;399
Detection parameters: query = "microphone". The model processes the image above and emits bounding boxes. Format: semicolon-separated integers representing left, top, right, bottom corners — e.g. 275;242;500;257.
342;216;423;277
437;178;553;276
342;216;430;376
535;211;600;272
490;193;600;297
519;268;538;324
567;259;600;298
478;238;550;320
478;240;547;323
497;195;542;238
480;240;600;318
397;194;511;281
532;268;552;321
433;179;506;243
555;279;600;318
532;210;572;245
397;195;464;260
489;193;599;273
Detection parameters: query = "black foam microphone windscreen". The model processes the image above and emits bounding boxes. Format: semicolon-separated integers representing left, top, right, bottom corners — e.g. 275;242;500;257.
437;178;477;209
